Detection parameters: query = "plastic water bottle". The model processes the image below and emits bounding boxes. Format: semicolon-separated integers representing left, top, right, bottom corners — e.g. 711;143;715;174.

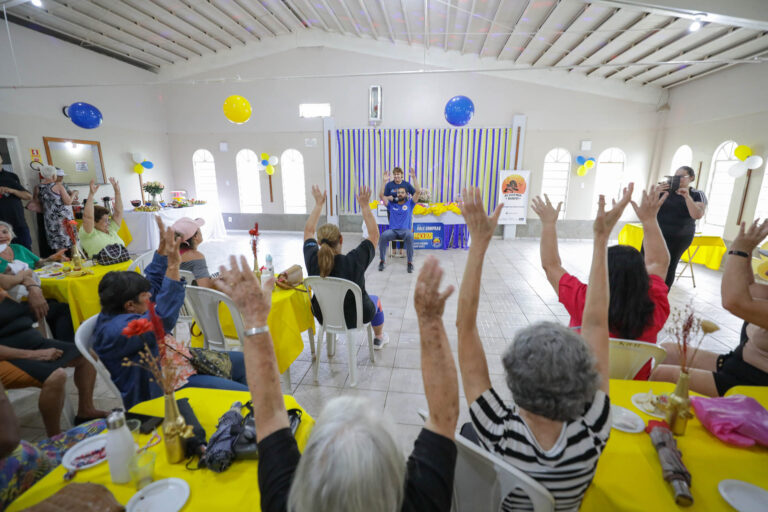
105;409;134;484
263;254;274;283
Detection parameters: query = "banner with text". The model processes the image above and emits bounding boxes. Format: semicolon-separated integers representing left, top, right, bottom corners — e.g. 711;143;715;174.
498;170;531;225
413;222;446;250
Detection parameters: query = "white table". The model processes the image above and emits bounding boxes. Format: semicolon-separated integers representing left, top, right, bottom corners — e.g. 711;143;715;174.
123;204;227;254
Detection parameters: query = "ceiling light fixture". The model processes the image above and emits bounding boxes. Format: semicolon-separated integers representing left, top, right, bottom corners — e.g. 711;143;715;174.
30;0;43;7
689;14;704;32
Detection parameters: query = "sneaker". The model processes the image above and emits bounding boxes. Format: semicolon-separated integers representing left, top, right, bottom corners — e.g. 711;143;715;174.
379;261;385;271
374;332;389;350
407;262;414;273
398;250;405;258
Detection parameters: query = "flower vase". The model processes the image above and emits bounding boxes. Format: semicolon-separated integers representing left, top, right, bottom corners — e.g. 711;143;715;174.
163;392;192;463
150;194;160;208
665;371;692;436
71;246;84;271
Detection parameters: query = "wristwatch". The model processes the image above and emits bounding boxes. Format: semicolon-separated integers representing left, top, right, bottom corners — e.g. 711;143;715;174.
244;325;269;336
727;250;750;258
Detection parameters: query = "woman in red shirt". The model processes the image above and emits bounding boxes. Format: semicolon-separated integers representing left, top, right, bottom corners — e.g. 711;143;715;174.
532;184;671;380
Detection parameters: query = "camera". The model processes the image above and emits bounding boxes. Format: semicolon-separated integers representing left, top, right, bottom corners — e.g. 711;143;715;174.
664;175;682;193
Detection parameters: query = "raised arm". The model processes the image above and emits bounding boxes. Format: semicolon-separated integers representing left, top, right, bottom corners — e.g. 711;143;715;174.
531;195;566;292
82;180;101;233
722;219;768;329
583;184;633;395
457;186;502;405
216;255;287;440
379;170;391;205
410;167;422;203
357;186;379;247
53;182;73;206
109;177;124;227
415;256;458;439
630;185;670;278
303;185;326;241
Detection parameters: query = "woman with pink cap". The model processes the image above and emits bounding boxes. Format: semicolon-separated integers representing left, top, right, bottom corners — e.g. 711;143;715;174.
171;217;214;288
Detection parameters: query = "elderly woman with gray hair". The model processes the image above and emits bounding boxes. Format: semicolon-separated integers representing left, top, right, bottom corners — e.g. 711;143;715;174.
37;165;75;252
457;185;628;511
215;252;459;512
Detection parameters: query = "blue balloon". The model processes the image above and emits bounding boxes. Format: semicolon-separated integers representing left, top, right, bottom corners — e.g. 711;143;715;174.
588;157;596;163
261;159;269;166
141;161;154;169
67;102;103;129
444;95;475;127
576;156;586;165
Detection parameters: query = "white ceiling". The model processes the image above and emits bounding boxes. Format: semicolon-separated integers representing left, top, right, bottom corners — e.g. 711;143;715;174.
3;0;768;89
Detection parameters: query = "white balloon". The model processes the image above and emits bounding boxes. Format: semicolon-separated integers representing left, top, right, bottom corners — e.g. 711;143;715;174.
269;156;279;166
256;163;266;171
729;161;748;178
744;155;764;169
131;152;144;164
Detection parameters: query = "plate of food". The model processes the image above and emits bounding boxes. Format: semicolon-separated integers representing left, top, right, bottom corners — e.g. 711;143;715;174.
62;436;107;471
631;391;670;419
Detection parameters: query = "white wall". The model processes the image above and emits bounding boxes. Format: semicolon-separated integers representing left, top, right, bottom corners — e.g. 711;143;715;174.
0;24;172;204
658;63;768;241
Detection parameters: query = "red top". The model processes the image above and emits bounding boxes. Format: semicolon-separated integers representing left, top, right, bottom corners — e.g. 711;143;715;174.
558;273;670;380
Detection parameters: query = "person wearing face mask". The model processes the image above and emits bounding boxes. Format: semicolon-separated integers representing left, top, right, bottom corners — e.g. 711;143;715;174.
378;172;422;274
92;218;247;409
0;155;33;249
655;166;708;289
79;178;125;258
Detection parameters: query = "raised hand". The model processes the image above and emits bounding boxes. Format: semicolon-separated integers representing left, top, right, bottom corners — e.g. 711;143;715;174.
593;184;633;240
383;170;391;182
215;255;274;326
460;186;502;246
631;184;667;222
531;194;562;224
732;219;768;253
154;216;168;255
108;177;120;193
165;227;183;269
89;179;100;196
356;185;372;205
414;256;454;321
311;185;326;206
409;167;416;180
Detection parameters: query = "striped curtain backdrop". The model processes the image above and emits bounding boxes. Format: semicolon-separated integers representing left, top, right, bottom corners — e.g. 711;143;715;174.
336;128;512;214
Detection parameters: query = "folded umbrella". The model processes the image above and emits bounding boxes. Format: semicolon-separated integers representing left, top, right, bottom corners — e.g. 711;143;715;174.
178;397;207;458
647;420;693;506
200;401;244;473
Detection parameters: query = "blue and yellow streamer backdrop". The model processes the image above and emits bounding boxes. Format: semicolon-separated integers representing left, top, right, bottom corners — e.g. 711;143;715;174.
336;128;512;215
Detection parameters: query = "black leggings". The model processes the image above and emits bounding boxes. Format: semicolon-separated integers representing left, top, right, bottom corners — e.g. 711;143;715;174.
660;226;695;289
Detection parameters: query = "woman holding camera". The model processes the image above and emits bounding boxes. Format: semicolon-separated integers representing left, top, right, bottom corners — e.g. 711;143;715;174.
657;166;707;289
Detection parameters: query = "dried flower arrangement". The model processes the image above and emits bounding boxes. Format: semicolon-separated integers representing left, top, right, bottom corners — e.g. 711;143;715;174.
666;303;719;373
120;302;179;394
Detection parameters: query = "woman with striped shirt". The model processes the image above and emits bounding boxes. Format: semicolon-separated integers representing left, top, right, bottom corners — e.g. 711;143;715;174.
457;186;627;511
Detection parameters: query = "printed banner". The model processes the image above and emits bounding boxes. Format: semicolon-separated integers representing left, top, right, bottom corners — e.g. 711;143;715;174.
413;222;445;250
498;170;531;225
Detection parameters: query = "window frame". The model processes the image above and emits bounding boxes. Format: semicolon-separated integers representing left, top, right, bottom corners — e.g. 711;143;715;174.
191;149;219;204
540;147;571;218
703;141;738;230
280;148;307;214
235;149;263;214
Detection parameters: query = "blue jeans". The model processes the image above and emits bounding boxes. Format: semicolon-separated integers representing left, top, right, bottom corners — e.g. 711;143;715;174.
379;229;414;263
182;350;249;391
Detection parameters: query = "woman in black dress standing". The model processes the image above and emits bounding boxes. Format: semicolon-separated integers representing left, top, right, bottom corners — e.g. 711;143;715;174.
657;166;707;289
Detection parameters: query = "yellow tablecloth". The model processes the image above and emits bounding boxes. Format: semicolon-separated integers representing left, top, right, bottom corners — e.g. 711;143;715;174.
74;218;132;247
581;380;768;511
618;223;727;270
191;287;315;374
7;388;314;512
38;260;134;330
725;385;768;405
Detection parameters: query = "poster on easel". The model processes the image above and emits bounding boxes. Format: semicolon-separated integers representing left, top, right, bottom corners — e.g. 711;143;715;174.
498;170;531;225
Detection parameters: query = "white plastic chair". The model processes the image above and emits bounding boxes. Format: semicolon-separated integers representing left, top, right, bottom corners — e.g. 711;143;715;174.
127;250;155;273
304;276;375;387
609;338;667;380
74;315;125;409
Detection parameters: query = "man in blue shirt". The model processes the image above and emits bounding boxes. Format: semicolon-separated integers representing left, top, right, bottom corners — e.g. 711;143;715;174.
382;167;417;258
378;171;422;273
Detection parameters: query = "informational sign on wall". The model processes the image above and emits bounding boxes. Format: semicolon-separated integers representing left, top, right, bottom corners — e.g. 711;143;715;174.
498;170;531;225
30;148;41;163
413;222;445;250
75;161;88;172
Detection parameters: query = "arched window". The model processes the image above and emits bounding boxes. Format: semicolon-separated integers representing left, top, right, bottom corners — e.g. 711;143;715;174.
593;147;626;214
541;148;571;218
236;149;262;213
704;141;738;229
281;149;306;214
670;145;693;174
192;149;219;204
754;164;768;223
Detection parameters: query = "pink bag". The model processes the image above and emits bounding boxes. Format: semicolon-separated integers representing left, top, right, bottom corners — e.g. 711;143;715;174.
691;395;768;447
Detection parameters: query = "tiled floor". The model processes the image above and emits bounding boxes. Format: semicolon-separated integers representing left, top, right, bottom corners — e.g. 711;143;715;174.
16;231;742;452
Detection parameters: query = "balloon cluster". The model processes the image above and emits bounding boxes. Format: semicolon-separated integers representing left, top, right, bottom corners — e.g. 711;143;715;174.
729;145;764;178
576;156;595;176
444;96;475;127
257;153;278;175
223;95;252;124
131;152;154;175
63;102;103;129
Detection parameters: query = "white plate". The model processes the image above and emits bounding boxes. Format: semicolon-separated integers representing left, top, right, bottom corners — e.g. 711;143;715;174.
62;436;107;471
719;480;768;512
126;478;190;512
611;405;645;433
631;392;667;419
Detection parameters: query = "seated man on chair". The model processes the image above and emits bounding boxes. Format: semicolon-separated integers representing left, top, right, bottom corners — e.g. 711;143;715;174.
378;170;421;274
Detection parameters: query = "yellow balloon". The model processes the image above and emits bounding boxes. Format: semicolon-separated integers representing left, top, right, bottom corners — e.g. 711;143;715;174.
369;201;378;210
222;95;252;124
133;163;144;174
734;145;752;162
585;160;595;169
266;164;275;175
577;165;587;176
260;152;269;161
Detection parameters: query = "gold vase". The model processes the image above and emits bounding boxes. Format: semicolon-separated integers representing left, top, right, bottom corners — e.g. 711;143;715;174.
163;392;192;463
666;371;692;436
71;247;84;271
